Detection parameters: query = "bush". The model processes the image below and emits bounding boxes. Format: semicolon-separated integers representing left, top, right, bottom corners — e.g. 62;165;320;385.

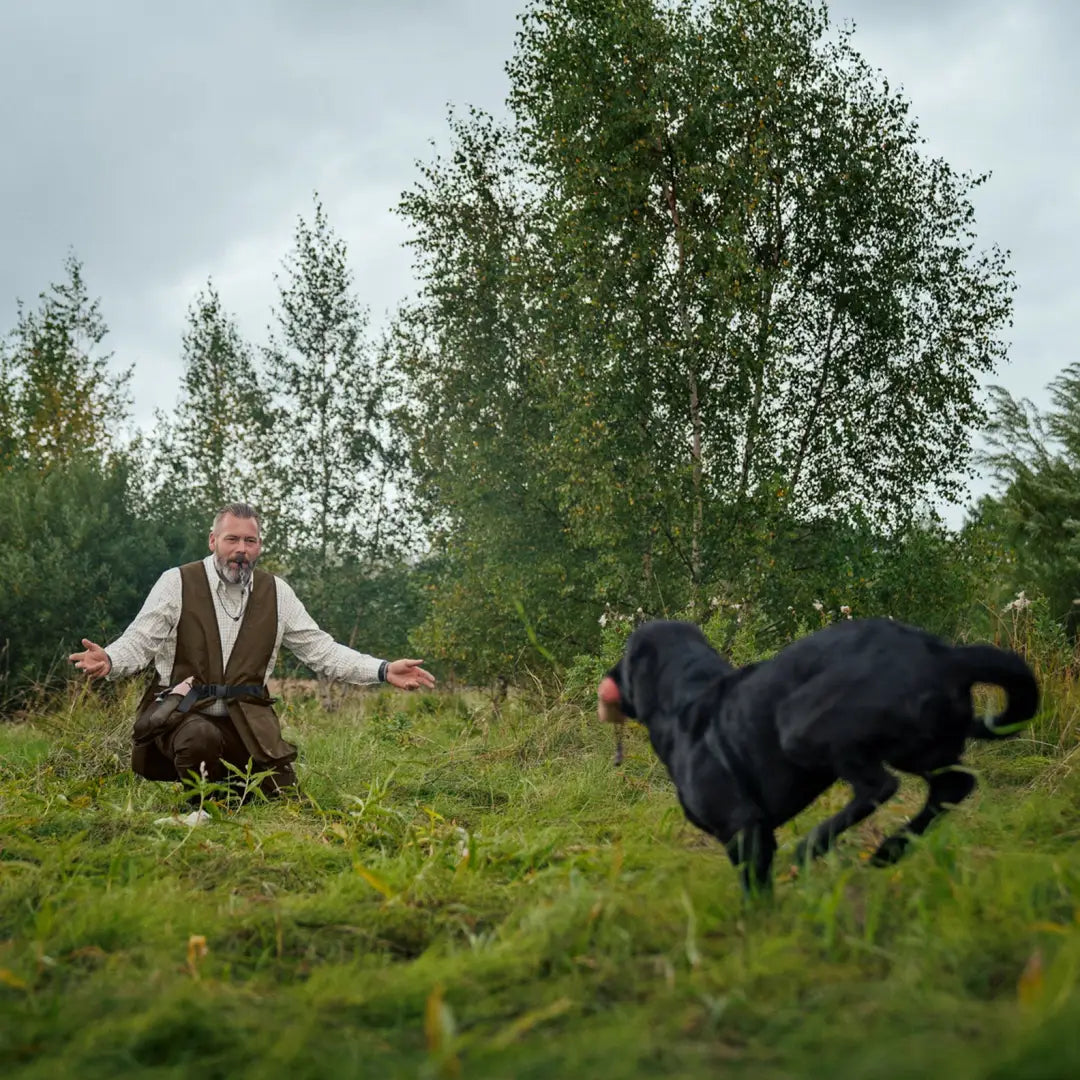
0;456;193;713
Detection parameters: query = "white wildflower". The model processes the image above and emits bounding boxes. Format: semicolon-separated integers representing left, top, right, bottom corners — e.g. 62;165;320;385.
812;600;824;612
599;612;608;628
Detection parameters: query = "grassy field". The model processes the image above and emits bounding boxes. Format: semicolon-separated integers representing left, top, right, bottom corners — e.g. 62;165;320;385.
2;673;1080;1079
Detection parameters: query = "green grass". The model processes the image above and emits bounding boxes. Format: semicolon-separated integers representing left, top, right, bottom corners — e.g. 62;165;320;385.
2;680;1080;1079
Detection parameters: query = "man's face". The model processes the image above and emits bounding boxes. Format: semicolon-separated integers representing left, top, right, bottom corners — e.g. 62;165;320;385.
209;513;263;586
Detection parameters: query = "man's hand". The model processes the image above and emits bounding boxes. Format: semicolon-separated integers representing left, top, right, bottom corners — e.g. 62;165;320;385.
68;639;112;679
385;658;436;691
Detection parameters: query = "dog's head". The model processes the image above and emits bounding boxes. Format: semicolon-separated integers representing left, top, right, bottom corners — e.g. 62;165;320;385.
597;619;715;726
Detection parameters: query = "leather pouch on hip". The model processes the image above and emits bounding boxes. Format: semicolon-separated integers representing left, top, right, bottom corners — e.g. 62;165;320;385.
132;693;186;747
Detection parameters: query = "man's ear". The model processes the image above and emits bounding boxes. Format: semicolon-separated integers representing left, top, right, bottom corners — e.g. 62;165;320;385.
208;531;217;553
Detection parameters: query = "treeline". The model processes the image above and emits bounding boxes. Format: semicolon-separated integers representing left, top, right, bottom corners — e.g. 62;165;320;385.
1;0;1075;711
0;207;426;710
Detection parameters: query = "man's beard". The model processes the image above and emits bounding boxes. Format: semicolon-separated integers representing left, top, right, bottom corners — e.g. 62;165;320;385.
214;552;257;587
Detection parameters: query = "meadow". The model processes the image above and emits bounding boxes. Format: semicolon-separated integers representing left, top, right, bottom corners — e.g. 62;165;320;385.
2;656;1080;1079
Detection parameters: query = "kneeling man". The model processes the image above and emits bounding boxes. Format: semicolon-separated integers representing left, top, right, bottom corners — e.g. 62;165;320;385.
69;502;434;806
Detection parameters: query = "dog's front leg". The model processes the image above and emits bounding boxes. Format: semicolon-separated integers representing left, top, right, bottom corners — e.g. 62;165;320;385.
725;824;776;898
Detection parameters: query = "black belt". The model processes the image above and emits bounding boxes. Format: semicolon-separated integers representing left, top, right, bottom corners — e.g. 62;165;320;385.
176;682;270;715
135;682;272;748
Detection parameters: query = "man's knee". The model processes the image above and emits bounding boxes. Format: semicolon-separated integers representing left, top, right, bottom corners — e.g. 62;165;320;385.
169;716;226;779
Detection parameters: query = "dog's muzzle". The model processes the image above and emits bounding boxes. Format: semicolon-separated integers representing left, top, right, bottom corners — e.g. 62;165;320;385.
597;676;626;766
597;676;625;724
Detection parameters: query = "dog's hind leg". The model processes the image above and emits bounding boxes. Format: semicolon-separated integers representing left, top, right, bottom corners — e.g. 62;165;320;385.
725;823;777;897
869;766;977;866
794;763;899;865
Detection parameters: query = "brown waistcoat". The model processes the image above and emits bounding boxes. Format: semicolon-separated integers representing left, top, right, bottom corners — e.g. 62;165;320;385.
131;561;297;780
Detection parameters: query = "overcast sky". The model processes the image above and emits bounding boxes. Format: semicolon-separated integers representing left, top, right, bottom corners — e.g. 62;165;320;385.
2;0;1076;518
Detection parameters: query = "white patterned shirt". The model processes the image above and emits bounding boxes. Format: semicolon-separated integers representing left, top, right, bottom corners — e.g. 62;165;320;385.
105;555;384;712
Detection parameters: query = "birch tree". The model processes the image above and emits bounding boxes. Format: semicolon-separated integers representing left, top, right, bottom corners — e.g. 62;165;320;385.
397;0;1014;672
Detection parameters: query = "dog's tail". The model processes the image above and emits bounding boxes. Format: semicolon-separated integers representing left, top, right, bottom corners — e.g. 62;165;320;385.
952;644;1039;738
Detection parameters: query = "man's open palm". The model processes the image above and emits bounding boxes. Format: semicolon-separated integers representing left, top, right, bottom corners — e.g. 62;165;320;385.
69;639;111;678
385;658;436;691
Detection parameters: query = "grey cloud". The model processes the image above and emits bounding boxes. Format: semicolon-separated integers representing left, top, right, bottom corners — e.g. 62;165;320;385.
2;0;1076;523
1;1;519;424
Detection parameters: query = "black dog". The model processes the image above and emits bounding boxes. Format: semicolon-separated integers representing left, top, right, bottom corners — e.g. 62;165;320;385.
598;618;1038;894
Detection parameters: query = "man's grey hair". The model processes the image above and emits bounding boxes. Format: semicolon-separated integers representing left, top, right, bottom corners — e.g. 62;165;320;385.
211;502;263;537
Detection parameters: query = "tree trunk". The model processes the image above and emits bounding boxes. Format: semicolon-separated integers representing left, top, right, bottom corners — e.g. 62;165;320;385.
661;142;704;618
790;306;840;498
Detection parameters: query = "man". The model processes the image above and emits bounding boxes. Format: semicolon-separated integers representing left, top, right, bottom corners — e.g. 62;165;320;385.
69;502;435;820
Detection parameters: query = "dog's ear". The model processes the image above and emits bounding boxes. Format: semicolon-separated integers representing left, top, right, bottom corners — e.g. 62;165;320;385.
620;636;661;721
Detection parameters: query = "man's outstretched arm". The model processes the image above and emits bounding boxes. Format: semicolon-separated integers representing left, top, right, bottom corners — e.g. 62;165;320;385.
382;658;436;691
278;580;435;690
69;638;112;678
68;568;182;680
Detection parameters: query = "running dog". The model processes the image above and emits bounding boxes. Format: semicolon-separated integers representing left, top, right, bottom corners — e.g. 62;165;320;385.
598;618;1038;894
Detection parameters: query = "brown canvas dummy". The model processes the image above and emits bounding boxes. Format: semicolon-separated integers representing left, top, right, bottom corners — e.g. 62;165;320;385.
131;561;297;787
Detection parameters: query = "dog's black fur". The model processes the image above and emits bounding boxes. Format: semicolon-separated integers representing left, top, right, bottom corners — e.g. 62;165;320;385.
601;618;1039;894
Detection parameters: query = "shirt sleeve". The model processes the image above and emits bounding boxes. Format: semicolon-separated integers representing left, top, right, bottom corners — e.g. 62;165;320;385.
276;577;385;685
105;568;183;679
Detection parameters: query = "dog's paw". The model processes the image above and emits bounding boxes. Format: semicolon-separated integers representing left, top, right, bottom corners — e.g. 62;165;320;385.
793;835;827;865
868;834;910;867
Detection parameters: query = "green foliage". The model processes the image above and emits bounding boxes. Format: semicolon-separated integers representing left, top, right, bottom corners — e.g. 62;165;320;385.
144;281;268;542
979;365;1080;627
2;665;1080;1078
405;518;603;686
730;511;1005;642
563;613;637;702
0;254;130;471
0;257;199;712
701;599;784;665
0;457;193;712
263;196;404;564
561;511;1004;710
395;0;1014;680
275;555;433;680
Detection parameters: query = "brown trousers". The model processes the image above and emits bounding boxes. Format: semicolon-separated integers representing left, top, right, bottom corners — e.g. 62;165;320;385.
161;713;297;800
